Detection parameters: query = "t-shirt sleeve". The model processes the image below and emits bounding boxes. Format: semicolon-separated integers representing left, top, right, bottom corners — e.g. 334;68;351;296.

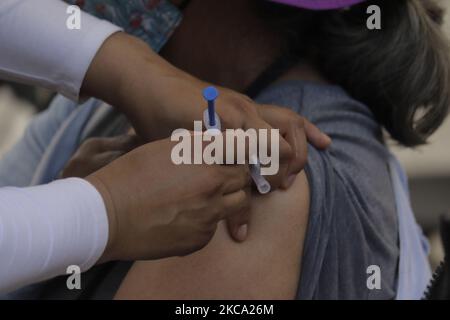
255;81;399;300
297;84;399;299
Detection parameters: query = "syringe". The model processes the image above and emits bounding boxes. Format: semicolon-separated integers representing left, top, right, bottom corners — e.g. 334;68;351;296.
202;86;271;195
202;86;221;133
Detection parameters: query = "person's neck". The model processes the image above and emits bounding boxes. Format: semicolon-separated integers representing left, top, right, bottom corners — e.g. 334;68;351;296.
275;63;328;85
160;0;326;92
160;0;280;92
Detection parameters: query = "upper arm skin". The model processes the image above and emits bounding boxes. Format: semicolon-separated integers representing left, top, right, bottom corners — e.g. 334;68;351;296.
115;172;310;300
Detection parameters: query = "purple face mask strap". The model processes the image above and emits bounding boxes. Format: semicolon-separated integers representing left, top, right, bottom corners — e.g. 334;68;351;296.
270;0;367;10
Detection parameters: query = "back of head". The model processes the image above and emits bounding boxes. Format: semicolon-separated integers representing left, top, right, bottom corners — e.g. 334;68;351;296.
258;0;450;147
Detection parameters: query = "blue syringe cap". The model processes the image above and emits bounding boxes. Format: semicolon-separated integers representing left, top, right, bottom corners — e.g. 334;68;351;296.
203;86;219;101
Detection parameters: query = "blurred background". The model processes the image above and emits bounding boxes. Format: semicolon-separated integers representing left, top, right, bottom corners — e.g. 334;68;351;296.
0;1;449;269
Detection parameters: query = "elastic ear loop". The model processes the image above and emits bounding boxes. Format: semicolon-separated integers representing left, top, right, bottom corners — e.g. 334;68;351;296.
179;0;193;11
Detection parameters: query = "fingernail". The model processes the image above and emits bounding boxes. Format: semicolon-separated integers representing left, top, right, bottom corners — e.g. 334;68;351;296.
236;224;248;242
323;133;332;145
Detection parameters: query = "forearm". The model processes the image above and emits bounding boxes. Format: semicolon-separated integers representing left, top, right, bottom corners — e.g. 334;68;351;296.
0;178;108;294
81;32;180;115
81;32;205;140
0;0;181;139
0;0;187;123
0;0;121;100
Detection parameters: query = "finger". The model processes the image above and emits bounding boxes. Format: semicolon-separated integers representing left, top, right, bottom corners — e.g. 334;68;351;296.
252;106;295;189
226;211;250;242
201;129;286;192
257;106;323;189
79;137;107;154
260;134;292;191
265;161;289;191
281;119;308;189
218;189;250;221
226;188;251;242
215;128;259;166
98;135;141;152
304;119;331;149
243;116;293;190
220;165;251;195
94;150;126;166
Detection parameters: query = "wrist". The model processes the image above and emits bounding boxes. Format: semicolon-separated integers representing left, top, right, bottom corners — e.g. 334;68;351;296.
82;32;178;137
81;31;206;139
81;32;123;103
81;32;164;111
85;175;119;264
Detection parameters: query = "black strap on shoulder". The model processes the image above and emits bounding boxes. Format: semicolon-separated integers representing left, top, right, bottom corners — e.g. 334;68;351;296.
245;56;300;99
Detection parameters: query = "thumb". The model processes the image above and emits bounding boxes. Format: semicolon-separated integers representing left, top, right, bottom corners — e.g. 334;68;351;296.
225;201;251;242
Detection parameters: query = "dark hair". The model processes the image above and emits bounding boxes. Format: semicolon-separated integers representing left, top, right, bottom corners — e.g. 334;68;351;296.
259;0;450;147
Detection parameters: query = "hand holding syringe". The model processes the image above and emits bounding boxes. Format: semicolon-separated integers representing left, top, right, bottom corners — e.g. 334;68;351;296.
202;86;271;195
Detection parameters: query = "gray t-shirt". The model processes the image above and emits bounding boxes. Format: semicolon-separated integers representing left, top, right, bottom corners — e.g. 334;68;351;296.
256;80;399;299
5;80;399;299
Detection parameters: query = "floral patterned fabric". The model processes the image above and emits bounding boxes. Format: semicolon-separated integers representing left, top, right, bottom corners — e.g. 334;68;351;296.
63;0;182;51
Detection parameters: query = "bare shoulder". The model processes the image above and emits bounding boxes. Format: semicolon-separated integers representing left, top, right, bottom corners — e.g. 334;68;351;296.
115;172;310;300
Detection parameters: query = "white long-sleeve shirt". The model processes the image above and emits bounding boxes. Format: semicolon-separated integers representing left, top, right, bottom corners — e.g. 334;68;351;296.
0;0;121;100
0;0;121;293
0;179;109;294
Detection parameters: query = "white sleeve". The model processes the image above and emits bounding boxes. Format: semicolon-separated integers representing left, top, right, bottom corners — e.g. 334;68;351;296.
0;178;109;294
0;0;122;101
